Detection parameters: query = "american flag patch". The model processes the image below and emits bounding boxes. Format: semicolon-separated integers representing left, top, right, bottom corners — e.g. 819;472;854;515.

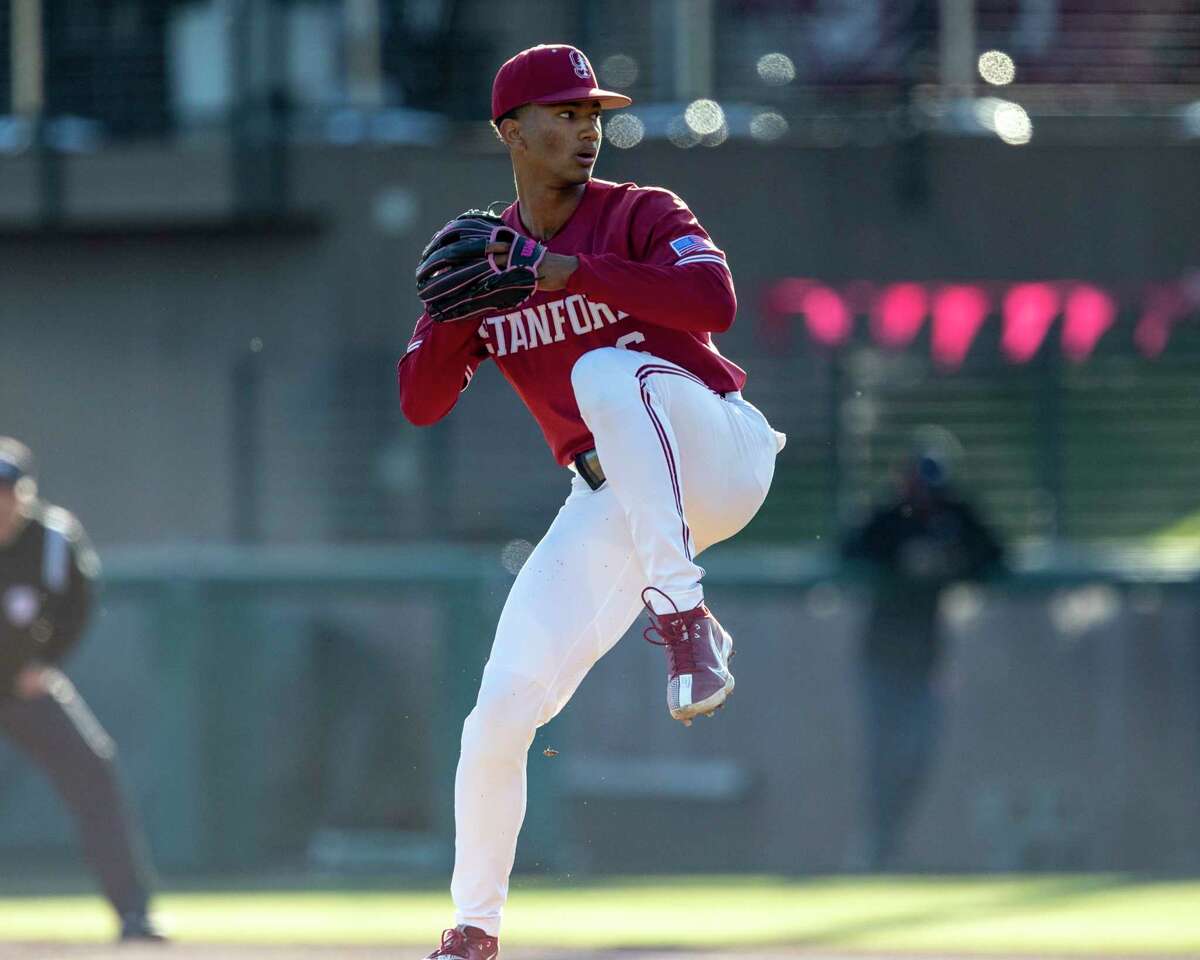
669;234;714;257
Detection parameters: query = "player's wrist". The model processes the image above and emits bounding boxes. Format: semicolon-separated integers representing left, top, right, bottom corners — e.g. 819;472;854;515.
537;254;578;292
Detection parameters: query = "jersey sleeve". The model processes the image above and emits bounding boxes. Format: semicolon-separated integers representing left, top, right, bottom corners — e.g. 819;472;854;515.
564;189;736;334
37;509;97;666
397;310;491;426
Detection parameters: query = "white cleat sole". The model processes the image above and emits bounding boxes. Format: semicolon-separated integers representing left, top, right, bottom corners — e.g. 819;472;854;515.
672;674;734;726
671;627;735;726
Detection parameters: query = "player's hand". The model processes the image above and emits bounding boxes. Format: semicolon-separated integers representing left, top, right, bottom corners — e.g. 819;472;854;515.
485;243;578;292
14;663;54;700
484;241;511;268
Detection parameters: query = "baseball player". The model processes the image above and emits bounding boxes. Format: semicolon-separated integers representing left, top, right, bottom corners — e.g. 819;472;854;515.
0;438;166;943
399;44;785;960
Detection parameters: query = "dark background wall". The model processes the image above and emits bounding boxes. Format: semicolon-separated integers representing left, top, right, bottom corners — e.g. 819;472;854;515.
3;138;1198;547
2;554;1196;875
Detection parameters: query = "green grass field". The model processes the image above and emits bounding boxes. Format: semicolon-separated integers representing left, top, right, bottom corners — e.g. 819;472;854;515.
1;875;1198;954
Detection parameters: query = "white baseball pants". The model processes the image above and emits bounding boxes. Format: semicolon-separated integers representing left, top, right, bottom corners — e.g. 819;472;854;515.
452;348;785;934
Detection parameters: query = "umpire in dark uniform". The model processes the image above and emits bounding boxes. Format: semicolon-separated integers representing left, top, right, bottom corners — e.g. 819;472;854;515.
842;429;1006;870
0;437;165;942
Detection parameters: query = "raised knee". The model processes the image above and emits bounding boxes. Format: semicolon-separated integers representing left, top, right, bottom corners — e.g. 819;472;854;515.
570;348;629;412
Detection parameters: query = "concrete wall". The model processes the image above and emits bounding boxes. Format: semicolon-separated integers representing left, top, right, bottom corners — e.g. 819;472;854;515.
0;558;1195;875
2;138;1198;547
558;578;1200;873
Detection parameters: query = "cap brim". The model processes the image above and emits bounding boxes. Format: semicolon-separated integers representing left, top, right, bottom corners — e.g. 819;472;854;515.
533;86;633;110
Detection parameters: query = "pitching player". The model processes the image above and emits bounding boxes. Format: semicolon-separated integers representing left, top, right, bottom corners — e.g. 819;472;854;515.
398;44;785;960
0;438;165;942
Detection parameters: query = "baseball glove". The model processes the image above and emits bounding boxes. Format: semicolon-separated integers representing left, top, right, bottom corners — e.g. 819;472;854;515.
415;210;547;323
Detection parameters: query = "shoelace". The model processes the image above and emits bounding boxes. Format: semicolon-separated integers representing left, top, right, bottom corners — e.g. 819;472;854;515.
641;587;700;675
432;928;469;958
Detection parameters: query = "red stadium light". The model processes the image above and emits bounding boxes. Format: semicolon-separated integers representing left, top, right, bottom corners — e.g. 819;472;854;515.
801;285;853;347
1134;313;1170;358
759;277;812;348
1062;284;1116;362
1002;283;1059;363
932;285;989;369
1133;284;1185;359
872;283;927;348
760;275;1196;362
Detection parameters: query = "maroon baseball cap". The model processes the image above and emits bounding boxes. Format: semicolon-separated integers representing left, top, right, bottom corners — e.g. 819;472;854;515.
491;44;632;121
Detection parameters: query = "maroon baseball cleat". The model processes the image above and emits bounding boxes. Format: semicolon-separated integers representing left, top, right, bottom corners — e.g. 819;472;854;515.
425;925;499;960
642;588;735;725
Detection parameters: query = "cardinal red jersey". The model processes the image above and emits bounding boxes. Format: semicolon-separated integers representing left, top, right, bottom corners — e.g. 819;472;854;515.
398;178;747;465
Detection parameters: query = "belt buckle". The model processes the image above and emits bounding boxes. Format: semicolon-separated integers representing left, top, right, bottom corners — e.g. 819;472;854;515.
574;448;606;490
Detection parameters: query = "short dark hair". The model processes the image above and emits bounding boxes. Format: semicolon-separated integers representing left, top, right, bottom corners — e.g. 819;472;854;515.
491;104;526;141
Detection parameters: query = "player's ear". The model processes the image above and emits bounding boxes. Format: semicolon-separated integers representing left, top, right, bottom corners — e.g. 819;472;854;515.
498;116;524;150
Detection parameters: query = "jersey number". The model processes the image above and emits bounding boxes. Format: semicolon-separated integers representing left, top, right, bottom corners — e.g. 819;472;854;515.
616;332;646;351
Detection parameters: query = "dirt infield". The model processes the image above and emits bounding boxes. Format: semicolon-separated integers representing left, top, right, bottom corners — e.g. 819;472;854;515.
0;949;573;960
0;949;564;960
5;948;1197;960
0;949;549;960
0;949;1001;960
0;951;983;960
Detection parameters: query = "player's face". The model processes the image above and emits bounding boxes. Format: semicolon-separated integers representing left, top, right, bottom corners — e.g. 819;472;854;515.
519;101;602;185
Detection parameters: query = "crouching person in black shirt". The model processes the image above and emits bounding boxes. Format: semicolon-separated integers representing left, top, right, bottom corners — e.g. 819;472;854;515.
0;438;165;943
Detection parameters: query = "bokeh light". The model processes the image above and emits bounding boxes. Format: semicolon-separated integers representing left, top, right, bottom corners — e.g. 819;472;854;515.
372;185;419;235
975;97;1033;145
802;285;852;346
1049;585;1121;637
756;52;796;85
995;102;1032;144
804;582;844;619
702;122;729;147
500;539;533;575
749;110;788;142
978;50;1016;86
1002;283;1059;363
605;112;644;149
667;115;700;148
932;284;989;368
1062;284;1116;362
600;53;638;89
1181;101;1200;137
873;283;927;347
1134;284;1184;358
684;99;725;136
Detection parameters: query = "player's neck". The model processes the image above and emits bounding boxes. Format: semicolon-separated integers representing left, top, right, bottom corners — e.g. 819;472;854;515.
514;178;587;241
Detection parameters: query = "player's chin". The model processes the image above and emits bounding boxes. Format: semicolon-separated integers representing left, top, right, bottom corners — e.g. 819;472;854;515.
561;163;594;184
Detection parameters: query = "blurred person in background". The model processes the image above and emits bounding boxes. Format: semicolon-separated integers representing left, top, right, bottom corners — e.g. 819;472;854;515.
0;438;165;943
841;428;1006;870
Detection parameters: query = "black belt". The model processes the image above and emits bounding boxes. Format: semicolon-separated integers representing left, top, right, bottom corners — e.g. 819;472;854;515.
573;448;606;490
